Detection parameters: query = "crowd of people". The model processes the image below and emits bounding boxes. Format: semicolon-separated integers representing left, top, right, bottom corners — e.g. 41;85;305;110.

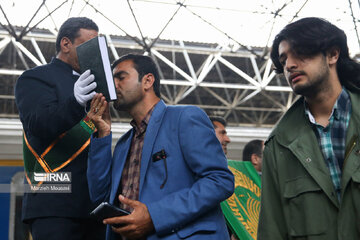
15;15;360;240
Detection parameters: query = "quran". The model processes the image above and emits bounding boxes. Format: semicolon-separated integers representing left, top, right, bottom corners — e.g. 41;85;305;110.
76;36;117;101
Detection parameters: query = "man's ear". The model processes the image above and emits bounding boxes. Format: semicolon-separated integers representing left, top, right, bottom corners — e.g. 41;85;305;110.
251;153;258;165
142;73;155;91
60;37;72;54
327;47;340;65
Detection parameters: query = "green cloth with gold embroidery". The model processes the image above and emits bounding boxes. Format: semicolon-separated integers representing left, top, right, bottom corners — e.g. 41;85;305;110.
23;117;95;186
221;160;261;240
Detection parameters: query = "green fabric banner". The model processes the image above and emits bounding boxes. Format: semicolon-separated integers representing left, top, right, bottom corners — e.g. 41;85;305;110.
23;117;95;186
221;160;261;240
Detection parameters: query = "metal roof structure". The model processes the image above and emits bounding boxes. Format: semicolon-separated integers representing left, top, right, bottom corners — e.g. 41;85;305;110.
0;25;292;126
1;0;360;126
0;0;359;160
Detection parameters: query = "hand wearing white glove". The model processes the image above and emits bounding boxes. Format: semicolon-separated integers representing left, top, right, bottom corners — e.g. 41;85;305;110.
74;69;97;107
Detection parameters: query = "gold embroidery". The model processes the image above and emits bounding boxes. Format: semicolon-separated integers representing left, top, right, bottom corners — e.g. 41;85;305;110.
83;118;95;131
226;166;261;239
229;166;261;198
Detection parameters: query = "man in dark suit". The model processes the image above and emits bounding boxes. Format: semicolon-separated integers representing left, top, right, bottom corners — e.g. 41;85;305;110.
87;54;234;240
15;17;105;239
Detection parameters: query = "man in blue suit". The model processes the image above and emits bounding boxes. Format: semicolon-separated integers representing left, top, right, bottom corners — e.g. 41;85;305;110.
87;54;234;240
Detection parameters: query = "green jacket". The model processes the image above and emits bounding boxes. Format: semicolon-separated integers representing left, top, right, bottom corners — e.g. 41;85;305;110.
258;88;360;240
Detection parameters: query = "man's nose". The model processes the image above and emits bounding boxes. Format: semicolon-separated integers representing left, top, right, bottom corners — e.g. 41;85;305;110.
114;78;121;89
285;56;298;71
224;135;230;143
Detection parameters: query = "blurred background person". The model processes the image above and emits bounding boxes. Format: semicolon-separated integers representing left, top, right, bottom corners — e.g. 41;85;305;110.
242;139;264;174
209;116;231;155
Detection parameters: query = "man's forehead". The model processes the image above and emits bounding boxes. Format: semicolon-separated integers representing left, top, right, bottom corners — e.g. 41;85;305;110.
113;60;134;74
113;70;127;76
213;121;225;129
278;40;292;55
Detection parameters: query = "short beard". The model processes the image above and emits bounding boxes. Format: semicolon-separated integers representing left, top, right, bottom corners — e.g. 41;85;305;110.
292;61;330;97
113;101;129;111
113;90;143;112
113;98;137;112
292;74;328;97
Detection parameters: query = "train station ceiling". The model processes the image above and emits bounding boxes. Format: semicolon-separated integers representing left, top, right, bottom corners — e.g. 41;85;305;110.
1;0;360;127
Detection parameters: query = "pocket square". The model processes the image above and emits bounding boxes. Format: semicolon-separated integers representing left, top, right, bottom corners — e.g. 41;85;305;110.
152;149;167;162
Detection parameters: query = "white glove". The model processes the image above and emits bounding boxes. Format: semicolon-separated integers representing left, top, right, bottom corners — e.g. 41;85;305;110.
74;69;97;107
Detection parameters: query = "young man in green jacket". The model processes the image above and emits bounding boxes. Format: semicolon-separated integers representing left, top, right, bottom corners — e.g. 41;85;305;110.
258;17;360;240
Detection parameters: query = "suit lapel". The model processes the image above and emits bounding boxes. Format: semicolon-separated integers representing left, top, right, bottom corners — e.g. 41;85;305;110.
139;100;167;195
110;130;134;203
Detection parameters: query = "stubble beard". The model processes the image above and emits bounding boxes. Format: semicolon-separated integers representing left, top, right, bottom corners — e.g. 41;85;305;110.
291;63;330;98
113;91;144;112
113;98;128;111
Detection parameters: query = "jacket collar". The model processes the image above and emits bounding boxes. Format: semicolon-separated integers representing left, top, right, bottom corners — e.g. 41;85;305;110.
139;100;167;194
268;89;360;146
267;96;308;145
51;57;74;74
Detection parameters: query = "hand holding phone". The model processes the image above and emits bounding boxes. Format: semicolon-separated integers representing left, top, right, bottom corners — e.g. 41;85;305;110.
90;202;130;222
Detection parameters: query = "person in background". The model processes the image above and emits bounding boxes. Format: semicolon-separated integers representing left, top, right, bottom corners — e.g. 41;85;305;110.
209;116;231;155
209;116;238;240
87;54;234;240
15;17;105;239
242;139;264;174
258;17;360;239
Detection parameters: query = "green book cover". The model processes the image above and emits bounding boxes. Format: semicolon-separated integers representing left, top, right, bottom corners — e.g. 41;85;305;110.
221;160;261;240
76;36;117;101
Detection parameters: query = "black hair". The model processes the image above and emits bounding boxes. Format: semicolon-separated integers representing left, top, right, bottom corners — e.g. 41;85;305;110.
209;116;227;128
242;139;263;162
56;17;98;53
271;17;360;88
112;54;161;98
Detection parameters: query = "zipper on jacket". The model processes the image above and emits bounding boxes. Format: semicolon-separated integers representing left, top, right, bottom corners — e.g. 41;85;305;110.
344;135;357;167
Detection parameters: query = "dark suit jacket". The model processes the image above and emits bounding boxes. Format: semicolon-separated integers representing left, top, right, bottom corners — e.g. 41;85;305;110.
15;58;97;220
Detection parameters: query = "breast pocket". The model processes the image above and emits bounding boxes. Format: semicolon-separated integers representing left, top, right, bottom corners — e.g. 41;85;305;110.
149;148;169;189
284;177;327;237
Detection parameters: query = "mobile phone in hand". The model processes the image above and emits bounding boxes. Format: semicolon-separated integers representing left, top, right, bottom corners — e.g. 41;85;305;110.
90;202;130;222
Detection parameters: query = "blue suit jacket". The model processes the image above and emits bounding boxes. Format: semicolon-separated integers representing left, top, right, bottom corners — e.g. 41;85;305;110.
87;100;234;239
